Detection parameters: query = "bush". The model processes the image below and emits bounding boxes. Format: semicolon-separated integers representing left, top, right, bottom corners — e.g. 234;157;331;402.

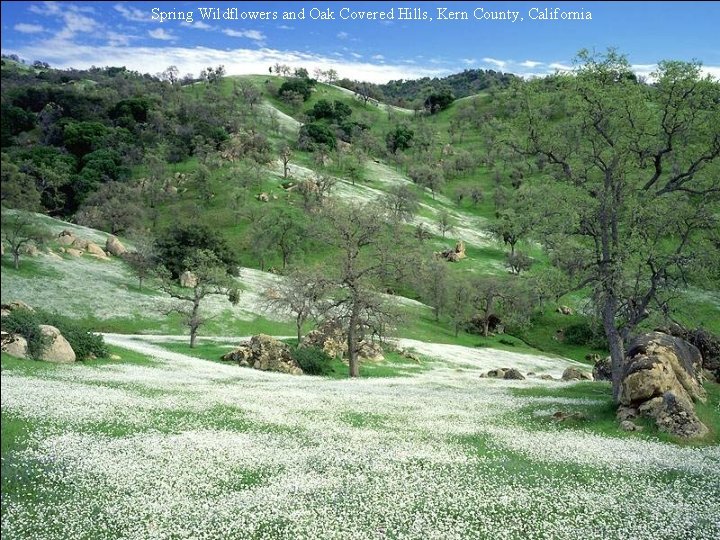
292;346;334;376
2;308;50;359
564;322;606;349
41;312;109;359
1;308;108;360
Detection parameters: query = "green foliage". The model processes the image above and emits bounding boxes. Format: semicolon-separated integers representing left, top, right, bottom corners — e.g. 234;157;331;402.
62;121;109;157
307;99;352;122
299;122;336;150
292;346;334;376
2;308;108;360
386;125;414;154
1;308;49;359
156;223;239;278
424;91;455;114
279;78;313;101
1;103;35;147
564;322;607;348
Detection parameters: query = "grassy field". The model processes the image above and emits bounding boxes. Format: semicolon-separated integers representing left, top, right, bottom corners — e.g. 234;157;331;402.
2;343;718;540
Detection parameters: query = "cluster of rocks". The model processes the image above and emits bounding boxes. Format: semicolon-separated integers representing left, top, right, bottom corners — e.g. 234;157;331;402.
556;305;574;315
660;324;720;383
436;241;466;263
55;230;126;260
299;319;385;362
617;332;708;439
0;301;76;363
479;366;593;381
221;334;303;375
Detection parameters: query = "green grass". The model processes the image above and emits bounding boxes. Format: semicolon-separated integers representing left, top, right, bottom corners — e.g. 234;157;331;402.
510;380;720;446
0;257;63;279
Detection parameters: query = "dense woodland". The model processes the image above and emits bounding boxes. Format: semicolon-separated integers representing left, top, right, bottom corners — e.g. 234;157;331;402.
1;51;719;389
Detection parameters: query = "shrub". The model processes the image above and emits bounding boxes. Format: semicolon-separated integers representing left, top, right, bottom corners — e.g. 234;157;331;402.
292;346;334;376
564;321;606;349
2;308;50;359
41;312;109;359
1;308;108;360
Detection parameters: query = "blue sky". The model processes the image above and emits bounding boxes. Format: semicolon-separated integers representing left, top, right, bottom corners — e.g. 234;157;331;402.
2;1;719;82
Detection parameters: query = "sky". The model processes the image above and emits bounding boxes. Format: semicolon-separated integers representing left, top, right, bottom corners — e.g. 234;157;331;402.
1;1;719;83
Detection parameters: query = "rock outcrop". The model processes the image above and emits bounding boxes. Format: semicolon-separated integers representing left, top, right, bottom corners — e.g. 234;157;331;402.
38;325;76;363
301;319;347;358
222;334;303;375
1;331;28;358
617;332;708;439
106;236;127;257
356;340;384;362
503;368;526;380
661;324;720;383
561;367;593;381
556;305;574;315
437;241;466;263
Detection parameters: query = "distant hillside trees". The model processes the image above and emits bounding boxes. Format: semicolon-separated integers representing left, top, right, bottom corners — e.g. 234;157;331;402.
424;91;455;114
155;223;239;279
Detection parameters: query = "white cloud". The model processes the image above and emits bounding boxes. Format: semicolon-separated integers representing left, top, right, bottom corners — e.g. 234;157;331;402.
482;57;507;69
14;23;45;34
372;54;385;61
4;42;448;83
350;52;363;59
148;28;175;41
106;31;136;47
461;58;476;66
222;29;266;43
337;31;349;39
29;2;62;16
181;21;213;30
278;25;293;30
520;60;543;68
113;3;150;23
548;62;573;72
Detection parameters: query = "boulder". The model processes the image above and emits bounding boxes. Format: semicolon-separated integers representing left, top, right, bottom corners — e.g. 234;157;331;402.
301;319;347;359
24;244;40;257
503;368;525;380
38;325;76;363
357;340;384;362
66;248;83;257
562;367;593;381
556;305;574;315
592;356;612;381
106;236;127;257
57;230;76;246
72;237;90;250
552;410;586;422
619;332;707;438
179;271;198;288
661;325;720;383
539;374;555;381
257;192;270;202
486;368;507;378
1;300;34;313
85;242;109;259
437;241;466;263
620;420;643;432
223;335;303;375
1;332;28;358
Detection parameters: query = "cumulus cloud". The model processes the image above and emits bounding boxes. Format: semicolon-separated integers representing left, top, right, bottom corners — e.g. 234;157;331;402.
337;31;349;39
520;60;543;68
372;54;385;61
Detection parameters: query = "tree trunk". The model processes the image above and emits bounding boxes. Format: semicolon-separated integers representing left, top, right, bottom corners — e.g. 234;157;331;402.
296;314;303;344
483;316;490;338
347;307;360;378
13;251;20;270
189;297;201;348
602;296;625;403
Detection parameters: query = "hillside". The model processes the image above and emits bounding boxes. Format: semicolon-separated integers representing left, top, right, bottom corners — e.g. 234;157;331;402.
2;52;720;540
